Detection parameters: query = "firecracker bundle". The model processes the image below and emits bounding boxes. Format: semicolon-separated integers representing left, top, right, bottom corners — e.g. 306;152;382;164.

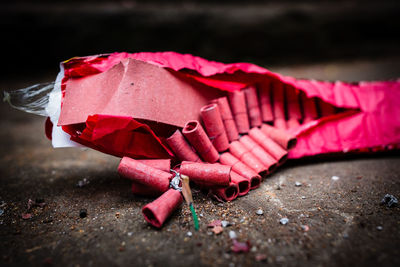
4;52;400;229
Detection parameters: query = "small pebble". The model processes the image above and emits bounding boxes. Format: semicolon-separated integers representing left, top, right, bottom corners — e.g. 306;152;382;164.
301;225;309;232
229;230;237;239
376;226;383;231
331;176;340;181
279;218;289;225
256;209;264;215
295;182;302;187
79;209;87;218
127;232;133;237
187;231;193;237
301;196;306;199
0;209;4;216
221;220;230;227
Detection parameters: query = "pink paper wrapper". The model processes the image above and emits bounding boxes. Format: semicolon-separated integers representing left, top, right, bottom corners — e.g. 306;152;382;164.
166;130;201;162
200;103;230;152
142;188;183;228
182;120;219;163
228;90;250;134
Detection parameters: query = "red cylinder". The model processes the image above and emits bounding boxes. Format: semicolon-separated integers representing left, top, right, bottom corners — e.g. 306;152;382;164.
229;141;267;175
137;159;171;173
118;157;172;193
259;80;274;123
243;85;262;127
260;124;297;150
182;120;219;163
301;93;318;123
142;188;183;228
212;182;239;202
272;81;287;130
219;152;261;189
285;86;302;129
200;103;230;152
230;171;250;196
239;135;277;174
228;90;250;134
213;97;239;142
166;130;201;162
180;161;231;188
248;128;288;165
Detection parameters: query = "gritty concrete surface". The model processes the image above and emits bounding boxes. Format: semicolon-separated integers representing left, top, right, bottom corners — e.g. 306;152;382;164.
0;60;399;267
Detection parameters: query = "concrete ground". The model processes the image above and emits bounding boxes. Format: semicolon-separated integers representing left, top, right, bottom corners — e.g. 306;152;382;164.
0;58;399;267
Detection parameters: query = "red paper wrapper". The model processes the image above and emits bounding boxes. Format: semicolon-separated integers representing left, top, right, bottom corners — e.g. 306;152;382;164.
166;130;201;162
317;98;336;117
213;97;239;142
182;120;219;163
180;161;231;188
230;171;250;196
259;80;274;123
260;124;297;150
200;103;230;152
300;93;318;123
248;128;288;164
142;188;183;228
137;159;171;173
219;152;261;189
229;141;267;175
243;85;262;127
239;135;277;173
228;91;250;134
212;182;239;202
118;157;172;193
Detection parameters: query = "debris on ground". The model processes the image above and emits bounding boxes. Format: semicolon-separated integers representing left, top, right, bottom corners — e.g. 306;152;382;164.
256;209;264;215
212;225;223;235
255;253;267;262
208;220;222;228
279;218;289;225
229;230;237;239
376;226;383;231
295;182;302;187
301;225;310;232
231;239;251;253
187;231;193;237
331;176;340;181
79;209;87;218
0;209;4;216
221;220;230;227
21;213;32;220
27;199;46;210
76;178;90;188
380;194;398;207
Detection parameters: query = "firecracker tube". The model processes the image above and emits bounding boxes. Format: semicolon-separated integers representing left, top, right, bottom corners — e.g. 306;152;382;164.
300;93;318;123
219;152;261;189
229;141;267;175
212;97;239;142
118;157;172;192
182;120;219;163
259;81;274;123
180;161;231;188
230;171;250;196
243;85;262;128
285;86;301;129
142;188;183;228
212;182;239;202
228;90;250;134
239;135;277;174
166;130;201;162
260;124;297;150
137;159;171;173
272;81;287;130
248;128;288;165
200;103;230;152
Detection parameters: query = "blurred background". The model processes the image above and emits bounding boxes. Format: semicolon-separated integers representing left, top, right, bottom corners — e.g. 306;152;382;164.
2;0;400;81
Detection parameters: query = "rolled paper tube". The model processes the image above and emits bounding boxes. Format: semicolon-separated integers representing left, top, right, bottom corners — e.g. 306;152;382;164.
239;135;277;174
137;159;171;173
243;85;262;127
182;120;219;163
301;93;318;123
230;171;250;196
200;103;230;152
213;97;239;142
260;123;297;150
219;152;261;190
229;141;267;175
118;157;172;192
248;128;288;165
285;86;302;120
142;188;183;228
259;80;274;123
274;118;287;131
317;98;336;117
228;90;250;134
287;118;301;129
166;130;201;162
180;161;231;188
212;182;239;202
272;81;286;120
